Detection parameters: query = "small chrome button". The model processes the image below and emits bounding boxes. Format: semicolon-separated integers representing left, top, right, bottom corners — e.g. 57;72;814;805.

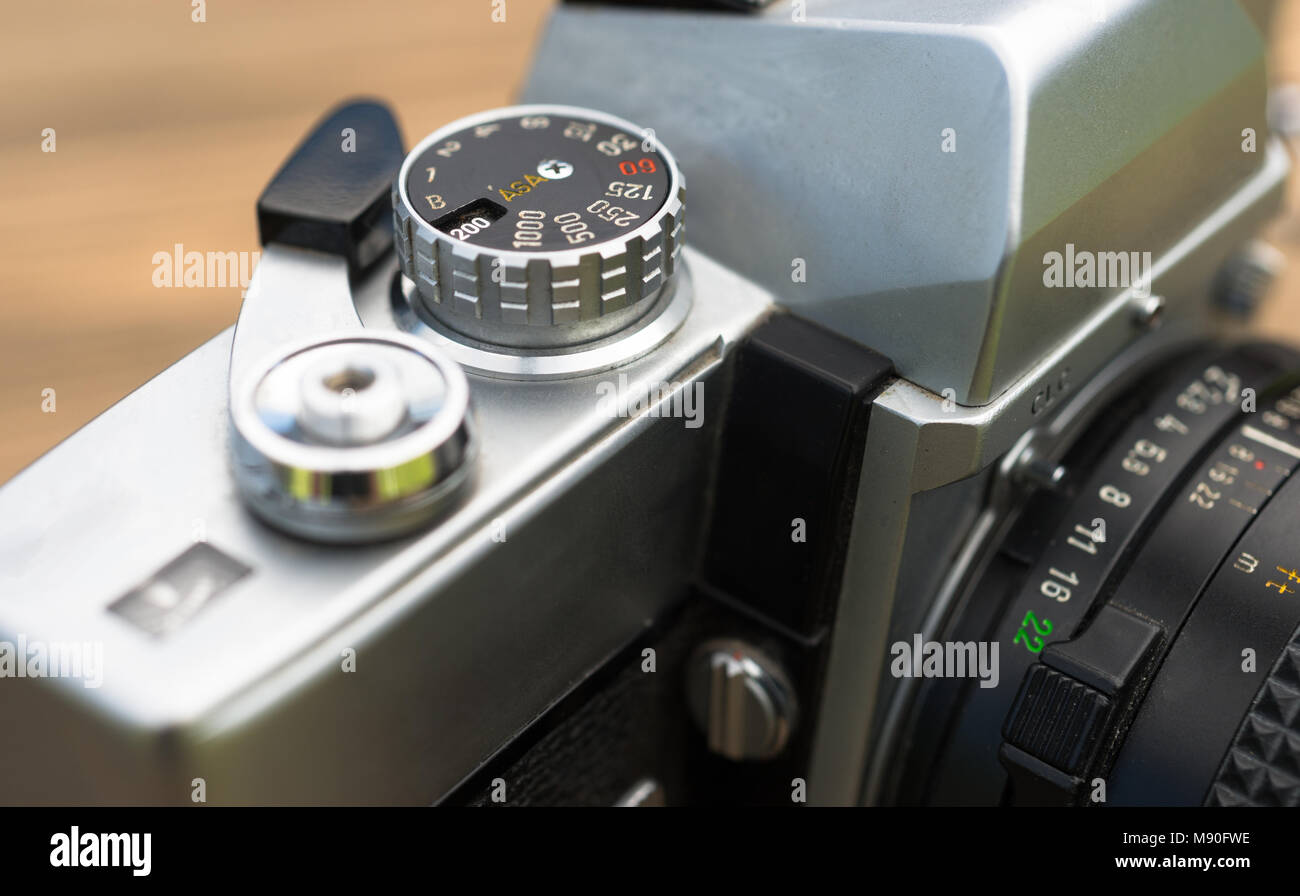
685;638;798;762
297;351;407;446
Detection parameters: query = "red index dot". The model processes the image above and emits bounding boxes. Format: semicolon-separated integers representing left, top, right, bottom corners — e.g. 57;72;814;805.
1255;460;1266;469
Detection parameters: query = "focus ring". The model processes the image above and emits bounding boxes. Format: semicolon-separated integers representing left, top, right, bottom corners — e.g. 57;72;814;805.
1206;628;1300;806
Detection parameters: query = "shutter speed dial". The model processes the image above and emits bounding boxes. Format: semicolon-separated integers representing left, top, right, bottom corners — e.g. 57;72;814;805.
393;105;685;350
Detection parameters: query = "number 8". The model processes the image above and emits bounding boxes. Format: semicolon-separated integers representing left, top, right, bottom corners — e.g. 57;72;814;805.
1100;484;1131;507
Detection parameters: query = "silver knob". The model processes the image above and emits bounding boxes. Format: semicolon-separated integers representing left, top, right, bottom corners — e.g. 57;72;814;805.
1214;239;1284;319
230;332;474;543
392;105;685;350
685;639;797;761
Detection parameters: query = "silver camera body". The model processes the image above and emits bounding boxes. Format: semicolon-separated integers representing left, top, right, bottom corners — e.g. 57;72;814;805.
0;0;1285;805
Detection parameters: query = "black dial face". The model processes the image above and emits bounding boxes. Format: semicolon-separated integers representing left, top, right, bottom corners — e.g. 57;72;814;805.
403;110;672;253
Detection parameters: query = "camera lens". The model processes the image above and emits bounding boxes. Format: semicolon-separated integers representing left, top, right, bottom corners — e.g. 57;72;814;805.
890;341;1300;806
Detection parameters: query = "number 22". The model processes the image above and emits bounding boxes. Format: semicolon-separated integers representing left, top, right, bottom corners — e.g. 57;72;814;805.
1013;610;1054;654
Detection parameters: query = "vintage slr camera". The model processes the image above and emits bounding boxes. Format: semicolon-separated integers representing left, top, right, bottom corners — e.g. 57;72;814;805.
3;0;1300;807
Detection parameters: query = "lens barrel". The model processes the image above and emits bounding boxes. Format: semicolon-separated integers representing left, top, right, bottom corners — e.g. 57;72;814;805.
895;342;1300;806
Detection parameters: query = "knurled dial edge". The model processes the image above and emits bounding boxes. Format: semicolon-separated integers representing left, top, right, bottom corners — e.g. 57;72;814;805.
393;186;684;330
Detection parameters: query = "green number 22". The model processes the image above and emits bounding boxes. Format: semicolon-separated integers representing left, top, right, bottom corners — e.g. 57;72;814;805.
1013;610;1054;654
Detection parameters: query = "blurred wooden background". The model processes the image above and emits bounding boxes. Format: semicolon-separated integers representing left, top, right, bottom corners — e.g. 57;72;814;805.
0;0;556;483
2;0;1300;483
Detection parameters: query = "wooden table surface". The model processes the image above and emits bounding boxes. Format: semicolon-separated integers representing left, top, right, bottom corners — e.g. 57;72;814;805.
2;0;1299;483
